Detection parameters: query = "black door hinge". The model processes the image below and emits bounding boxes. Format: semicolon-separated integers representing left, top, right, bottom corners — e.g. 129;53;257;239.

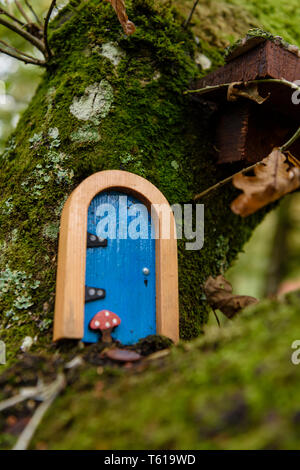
85;286;106;302
87;232;108;248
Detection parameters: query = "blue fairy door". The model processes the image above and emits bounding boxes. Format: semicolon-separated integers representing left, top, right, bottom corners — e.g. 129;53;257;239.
83;190;156;345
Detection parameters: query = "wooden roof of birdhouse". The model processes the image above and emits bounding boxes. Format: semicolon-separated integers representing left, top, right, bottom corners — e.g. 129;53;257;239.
190;37;300;164
193;37;300;87
191;39;300;119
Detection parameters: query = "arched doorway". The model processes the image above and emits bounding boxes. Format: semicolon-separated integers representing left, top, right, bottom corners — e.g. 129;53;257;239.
53;170;179;344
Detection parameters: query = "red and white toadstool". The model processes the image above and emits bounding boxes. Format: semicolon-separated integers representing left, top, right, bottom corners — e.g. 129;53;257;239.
89;310;121;343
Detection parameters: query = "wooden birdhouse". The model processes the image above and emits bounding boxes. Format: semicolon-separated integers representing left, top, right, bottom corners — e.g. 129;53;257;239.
191;39;300;164
53;170;179;345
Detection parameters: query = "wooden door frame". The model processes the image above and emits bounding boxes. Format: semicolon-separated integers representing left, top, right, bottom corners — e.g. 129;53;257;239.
53;170;179;343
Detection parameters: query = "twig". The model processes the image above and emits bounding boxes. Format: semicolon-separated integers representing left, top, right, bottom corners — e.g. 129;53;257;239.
0;381;49;412
194;128;300;201
44;0;56;60
194;162;260;201
0;17;45;52
185;78;300;96
12;374;66;451
0;45;46;66
25;0;43;26
184;0;200;28
0;6;25;26
280;126;300;152
213;309;221;328
0;38;39;60
0;46;46;65
0;0;57;66
4;0;14;15
15;0;31;24
0;391;36;412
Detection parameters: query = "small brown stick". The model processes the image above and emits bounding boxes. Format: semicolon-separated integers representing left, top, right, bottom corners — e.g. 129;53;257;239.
0;45;46;66
15;0;31;24
44;0;56;60
184;0;200;28
194;162;260;201
0;38;38;60
0;391;36;412
185;78;300;96
25;0;43;26
0;6;25;26
280;126;300;152
0;17;45;52
213;309;221;328
12;374;66;451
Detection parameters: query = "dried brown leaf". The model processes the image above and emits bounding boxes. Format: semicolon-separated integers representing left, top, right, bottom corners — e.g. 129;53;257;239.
227;82;270;104
204;275;258;319
107;0;136;35
231;148;300;217
287;151;300;168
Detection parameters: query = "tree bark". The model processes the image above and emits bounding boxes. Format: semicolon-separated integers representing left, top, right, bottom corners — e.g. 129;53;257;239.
0;0;266;352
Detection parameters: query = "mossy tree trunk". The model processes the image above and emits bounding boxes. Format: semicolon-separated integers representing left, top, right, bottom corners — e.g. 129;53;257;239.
0;0;264;356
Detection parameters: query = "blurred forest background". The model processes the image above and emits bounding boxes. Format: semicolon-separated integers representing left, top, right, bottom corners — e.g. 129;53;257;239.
0;1;68;147
0;0;300;312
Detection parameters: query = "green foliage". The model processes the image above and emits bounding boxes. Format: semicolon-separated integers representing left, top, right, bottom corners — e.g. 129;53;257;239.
173;0;300;48
228;0;300;46
0;0;50;150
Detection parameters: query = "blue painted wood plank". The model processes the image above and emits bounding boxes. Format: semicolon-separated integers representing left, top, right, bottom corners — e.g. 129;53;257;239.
83;190;156;345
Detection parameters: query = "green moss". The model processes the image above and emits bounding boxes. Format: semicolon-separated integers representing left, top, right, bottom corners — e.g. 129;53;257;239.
175;0;300;48
27;292;300;450
0;0;289;347
227;0;300;46
225;28;299;60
